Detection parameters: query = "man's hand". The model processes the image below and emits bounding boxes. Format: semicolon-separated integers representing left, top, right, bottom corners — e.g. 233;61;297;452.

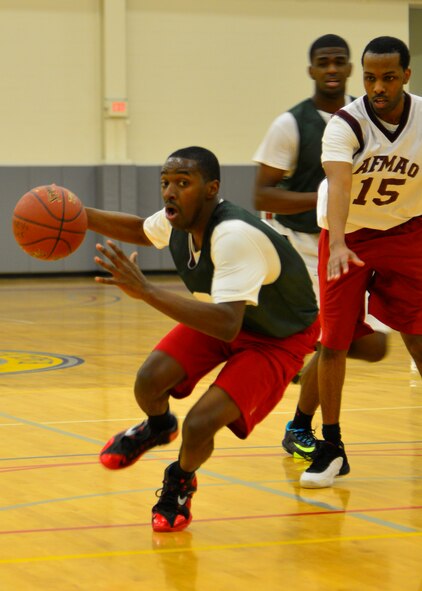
327;242;365;281
94;241;150;299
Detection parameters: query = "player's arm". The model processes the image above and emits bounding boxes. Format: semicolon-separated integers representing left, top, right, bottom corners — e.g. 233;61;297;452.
254;163;317;214
85;207;152;246
253;113;317;214
324;161;364;280
95;241;246;342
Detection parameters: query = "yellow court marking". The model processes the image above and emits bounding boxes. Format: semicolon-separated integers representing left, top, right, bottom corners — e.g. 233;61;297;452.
1;531;421;564
0;350;83;374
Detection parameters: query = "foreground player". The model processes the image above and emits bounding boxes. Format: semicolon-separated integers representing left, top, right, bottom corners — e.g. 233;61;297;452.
87;146;319;531
301;36;422;488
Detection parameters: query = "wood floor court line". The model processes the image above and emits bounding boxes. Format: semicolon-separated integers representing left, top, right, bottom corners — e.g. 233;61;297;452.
0;411;103;444
1;530;421;567
1;458;419;534
1;502;421;536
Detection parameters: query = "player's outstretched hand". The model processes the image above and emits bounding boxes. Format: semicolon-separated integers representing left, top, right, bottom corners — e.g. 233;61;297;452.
94;241;149;299
327;243;365;281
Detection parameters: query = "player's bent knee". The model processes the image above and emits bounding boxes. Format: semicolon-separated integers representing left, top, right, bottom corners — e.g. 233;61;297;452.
182;413;220;445
134;371;151;404
348;332;389;363
134;350;185;403
134;365;166;406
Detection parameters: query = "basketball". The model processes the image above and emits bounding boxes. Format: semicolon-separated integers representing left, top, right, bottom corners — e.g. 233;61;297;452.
12;184;87;261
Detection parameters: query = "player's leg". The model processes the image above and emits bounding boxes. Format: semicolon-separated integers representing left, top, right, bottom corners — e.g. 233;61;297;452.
300;230;368;488
179;385;241;471
348;292;389;362
347;330;388;361
300;343;351;489
152;386;240;533
153;348;245;533
279;229;321;458
283;240;387;459
153;322;319;532
99;349;182;470
282;348;320;459
134;349;185;415
405;337;422;390
366;218;422;381
100;324;228;471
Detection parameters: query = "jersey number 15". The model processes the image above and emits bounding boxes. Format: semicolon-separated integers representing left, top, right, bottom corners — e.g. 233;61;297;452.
353;177;406;206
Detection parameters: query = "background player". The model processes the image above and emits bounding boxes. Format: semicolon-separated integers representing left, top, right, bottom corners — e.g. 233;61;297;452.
301;36;422;488
253;34;389;461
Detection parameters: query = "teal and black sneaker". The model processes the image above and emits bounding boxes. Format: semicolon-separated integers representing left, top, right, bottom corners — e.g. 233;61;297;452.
282;420;318;460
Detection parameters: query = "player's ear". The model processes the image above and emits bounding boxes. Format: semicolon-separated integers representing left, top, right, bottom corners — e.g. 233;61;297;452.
208;179;220;197
308;65;315;80
403;68;411;85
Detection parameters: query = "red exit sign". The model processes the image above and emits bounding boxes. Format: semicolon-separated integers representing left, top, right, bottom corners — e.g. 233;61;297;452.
105;99;129;118
111;101;127;113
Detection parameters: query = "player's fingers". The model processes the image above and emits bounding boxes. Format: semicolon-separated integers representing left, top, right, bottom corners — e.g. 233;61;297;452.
106;240;128;261
327;257;348;281
340;259;350;275
94;255;115;273
96;242;112;257
95;276;118;285
96;242;124;267
350;254;365;267
129;251;138;264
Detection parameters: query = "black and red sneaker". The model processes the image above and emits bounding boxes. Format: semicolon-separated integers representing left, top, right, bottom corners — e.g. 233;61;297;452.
99;415;179;470
152;462;198;532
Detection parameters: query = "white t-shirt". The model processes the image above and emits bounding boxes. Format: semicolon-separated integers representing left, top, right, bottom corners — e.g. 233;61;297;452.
253;97;353;175
143;208;281;305
253;111;301;175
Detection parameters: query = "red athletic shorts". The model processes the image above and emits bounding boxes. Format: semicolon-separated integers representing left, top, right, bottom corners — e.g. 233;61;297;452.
318;216;422;350
154;320;320;439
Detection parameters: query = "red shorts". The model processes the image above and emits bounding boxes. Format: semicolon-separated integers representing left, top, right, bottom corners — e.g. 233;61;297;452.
319;216;422;350
154;320;320;439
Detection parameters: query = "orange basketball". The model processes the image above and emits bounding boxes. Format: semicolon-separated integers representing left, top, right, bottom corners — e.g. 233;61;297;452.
12;184;87;261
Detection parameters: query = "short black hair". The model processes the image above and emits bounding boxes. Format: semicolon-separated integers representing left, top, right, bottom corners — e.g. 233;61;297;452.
167;146;220;182
361;36;410;70
309;34;350;62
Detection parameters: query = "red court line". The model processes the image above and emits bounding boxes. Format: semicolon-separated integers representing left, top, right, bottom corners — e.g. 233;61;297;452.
1;447;421;472
0;505;421;536
0;461;99;473
0;456;165;473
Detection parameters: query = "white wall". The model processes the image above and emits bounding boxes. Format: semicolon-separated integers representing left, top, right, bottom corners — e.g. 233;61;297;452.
126;0;410;164
0;0;101;165
0;0;417;165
